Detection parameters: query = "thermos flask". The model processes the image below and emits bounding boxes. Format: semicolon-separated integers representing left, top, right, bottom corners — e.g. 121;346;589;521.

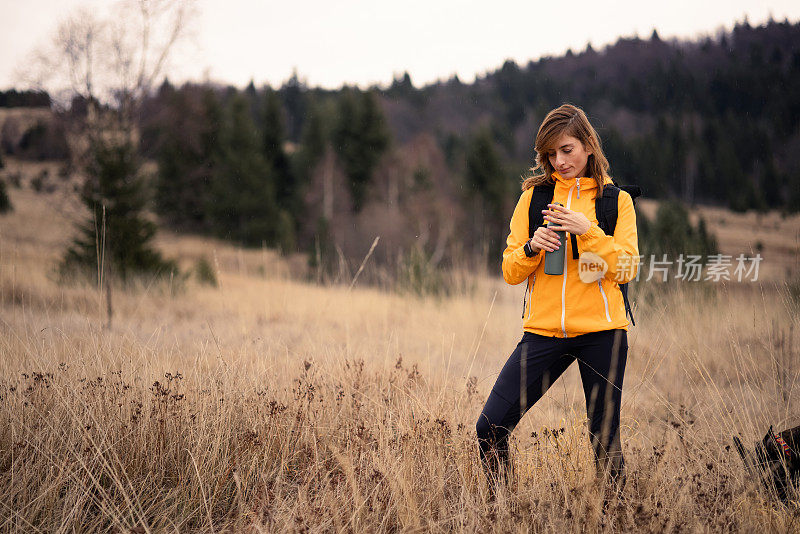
544;202;566;275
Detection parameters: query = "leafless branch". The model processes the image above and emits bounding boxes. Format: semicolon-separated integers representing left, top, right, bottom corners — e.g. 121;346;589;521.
20;0;198;116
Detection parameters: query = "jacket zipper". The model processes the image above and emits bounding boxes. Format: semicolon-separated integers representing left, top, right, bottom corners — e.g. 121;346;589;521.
561;184;575;338
527;274;536;321
576;177;581;199
598;280;612;322
521;277;530;319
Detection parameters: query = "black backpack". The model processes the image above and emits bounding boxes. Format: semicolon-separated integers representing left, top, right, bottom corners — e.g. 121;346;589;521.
527;180;642;326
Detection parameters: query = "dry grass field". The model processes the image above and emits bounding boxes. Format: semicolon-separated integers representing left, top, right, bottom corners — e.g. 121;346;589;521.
2;172;800;532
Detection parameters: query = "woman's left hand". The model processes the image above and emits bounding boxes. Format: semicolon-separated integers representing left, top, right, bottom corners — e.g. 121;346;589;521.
542;204;592;235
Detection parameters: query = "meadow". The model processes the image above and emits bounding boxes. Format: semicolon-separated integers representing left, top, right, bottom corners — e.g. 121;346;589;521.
1;181;800;532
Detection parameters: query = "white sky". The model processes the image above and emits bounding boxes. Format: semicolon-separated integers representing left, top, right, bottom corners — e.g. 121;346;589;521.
3;0;800;92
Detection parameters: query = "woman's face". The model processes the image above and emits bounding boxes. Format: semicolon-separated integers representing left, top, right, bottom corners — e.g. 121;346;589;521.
546;133;592;179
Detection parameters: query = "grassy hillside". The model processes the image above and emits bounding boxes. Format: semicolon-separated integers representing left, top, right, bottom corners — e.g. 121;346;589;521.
1;176;798;531
635;198;800;282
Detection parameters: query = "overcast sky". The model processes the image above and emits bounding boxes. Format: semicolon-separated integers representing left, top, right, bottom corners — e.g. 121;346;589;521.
3;0;800;92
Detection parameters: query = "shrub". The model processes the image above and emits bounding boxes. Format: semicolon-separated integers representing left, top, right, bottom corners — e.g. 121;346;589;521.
396;246;445;297
195;256;218;287
638;200;719;259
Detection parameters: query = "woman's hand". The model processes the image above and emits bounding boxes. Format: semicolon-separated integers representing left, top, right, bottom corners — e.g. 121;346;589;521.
528;225;562;253
542;203;591;236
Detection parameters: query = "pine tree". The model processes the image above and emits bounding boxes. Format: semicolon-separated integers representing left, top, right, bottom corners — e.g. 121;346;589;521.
244;79;259;122
465;126;508;264
333;89;363;209
695;216;719;257
207;93;278;247
262;89;298;254
60;138;176;281
281;70;306;141
466;126;506;219
155;86;221;231
359;89;390;167
293;101;326;184
262;89;296;211
332;89;390;212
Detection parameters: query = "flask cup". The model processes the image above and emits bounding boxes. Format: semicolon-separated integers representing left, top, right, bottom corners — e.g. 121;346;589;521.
544;202;566;276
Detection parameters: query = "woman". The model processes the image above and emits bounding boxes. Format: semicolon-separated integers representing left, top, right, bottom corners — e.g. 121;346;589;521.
475;103;639;493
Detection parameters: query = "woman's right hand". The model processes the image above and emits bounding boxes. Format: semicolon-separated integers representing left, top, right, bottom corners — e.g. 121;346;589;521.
528;226;562;254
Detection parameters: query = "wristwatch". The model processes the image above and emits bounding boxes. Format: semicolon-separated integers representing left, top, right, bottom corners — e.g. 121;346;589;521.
523;239;536;257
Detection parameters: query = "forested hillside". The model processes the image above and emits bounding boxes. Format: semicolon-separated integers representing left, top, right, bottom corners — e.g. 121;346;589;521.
2;17;798;272
376;18;800;214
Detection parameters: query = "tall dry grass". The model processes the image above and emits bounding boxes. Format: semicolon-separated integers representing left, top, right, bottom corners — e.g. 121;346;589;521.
1;186;799;532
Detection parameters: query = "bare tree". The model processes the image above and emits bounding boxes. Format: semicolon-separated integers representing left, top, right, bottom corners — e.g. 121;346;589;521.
108;0;198;127
23;0;198;130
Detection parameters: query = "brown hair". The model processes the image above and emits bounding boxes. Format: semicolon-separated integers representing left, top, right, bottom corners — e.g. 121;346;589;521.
521;103;611;194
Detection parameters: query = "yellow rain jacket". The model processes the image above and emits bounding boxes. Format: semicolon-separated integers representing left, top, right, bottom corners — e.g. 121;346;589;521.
502;171;639;338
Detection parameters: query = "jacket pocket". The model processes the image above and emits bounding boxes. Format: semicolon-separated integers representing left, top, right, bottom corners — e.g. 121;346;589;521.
597;279;612;322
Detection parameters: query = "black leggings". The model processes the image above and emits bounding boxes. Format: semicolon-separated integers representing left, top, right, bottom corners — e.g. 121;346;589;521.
476;329;628;485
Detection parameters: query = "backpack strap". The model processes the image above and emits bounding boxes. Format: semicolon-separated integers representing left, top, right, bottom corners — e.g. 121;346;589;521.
594;182;641;326
595;183;620;236
595;183;642;237
619;282;635;326
528;183;554;238
521;184;554;318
